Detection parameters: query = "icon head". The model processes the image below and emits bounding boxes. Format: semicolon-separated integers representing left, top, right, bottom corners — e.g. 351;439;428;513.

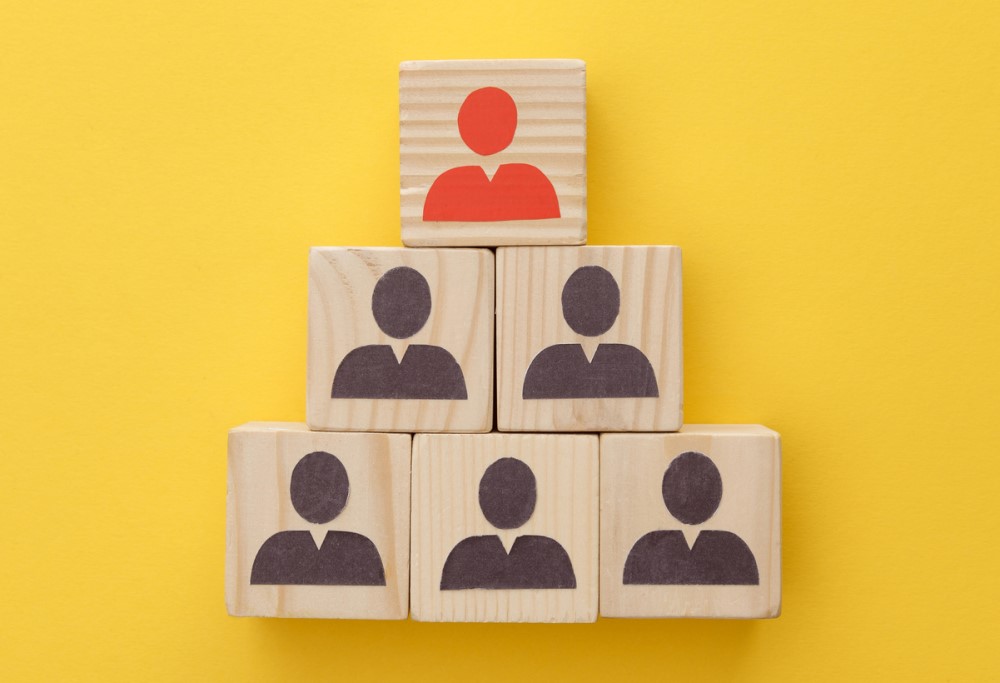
561;265;621;336
458;87;518;156
478;457;537;529
661;451;723;525
290;451;350;524
371;266;432;339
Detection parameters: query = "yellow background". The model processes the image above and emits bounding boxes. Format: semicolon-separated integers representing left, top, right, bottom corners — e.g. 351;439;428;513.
2;1;998;680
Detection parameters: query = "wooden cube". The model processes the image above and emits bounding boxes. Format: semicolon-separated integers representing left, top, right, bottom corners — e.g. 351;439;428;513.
226;423;411;619
307;247;493;433
600;426;781;619
411;433;599;622
497;246;682;432
400;59;586;247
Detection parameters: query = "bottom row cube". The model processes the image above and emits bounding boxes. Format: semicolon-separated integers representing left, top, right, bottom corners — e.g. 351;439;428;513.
226;423;780;621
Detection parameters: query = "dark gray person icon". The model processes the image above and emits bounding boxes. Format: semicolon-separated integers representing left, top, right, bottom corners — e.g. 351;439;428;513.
623;451;759;585
332;266;468;400
440;457;577;590
251;451;386;586
522;265;658;399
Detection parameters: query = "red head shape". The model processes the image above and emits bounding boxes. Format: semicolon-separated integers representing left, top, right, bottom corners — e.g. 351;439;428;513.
457;87;518;156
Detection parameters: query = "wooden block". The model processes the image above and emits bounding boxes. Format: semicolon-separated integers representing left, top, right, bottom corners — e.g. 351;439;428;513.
226;423;411;619
400;59;586;247
411;433;599;622
496;246;682;432
307;247;494;433
600;426;781;619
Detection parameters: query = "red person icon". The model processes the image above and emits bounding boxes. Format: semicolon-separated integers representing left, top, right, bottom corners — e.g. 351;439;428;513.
422;87;561;222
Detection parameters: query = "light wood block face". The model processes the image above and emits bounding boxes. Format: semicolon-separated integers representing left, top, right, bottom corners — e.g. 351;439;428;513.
400;59;586;247
307;247;494;433
411;433;599;622
600;426;781;619
496;246;682;432
226;423;411;619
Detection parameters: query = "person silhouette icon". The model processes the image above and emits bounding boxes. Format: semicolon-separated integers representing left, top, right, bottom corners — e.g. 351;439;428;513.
522;265;658;399
251;451;386;585
623;451;759;585
331;266;468;399
440;457;577;590
422;86;561;222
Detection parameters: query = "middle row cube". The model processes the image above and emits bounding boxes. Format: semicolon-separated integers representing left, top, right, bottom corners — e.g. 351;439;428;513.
307;246;683;433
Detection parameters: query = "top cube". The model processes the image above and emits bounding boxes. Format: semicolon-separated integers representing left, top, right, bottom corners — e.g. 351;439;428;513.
400;60;587;247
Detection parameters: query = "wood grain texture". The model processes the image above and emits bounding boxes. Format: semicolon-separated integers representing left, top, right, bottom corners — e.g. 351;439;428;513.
226;423;411;619
600;426;781;619
400;59;586;246
497;246;682;432
307;247;493;432
411;433;599;622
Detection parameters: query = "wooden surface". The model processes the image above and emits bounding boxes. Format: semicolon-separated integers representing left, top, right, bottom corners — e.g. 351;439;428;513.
600;426;781;619
307;247;494;432
400;59;587;246
226;423;411;619
411;433;599;622
496;246;682;432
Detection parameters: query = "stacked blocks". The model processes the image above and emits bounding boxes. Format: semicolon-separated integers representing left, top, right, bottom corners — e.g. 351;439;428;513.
226;59;782;622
